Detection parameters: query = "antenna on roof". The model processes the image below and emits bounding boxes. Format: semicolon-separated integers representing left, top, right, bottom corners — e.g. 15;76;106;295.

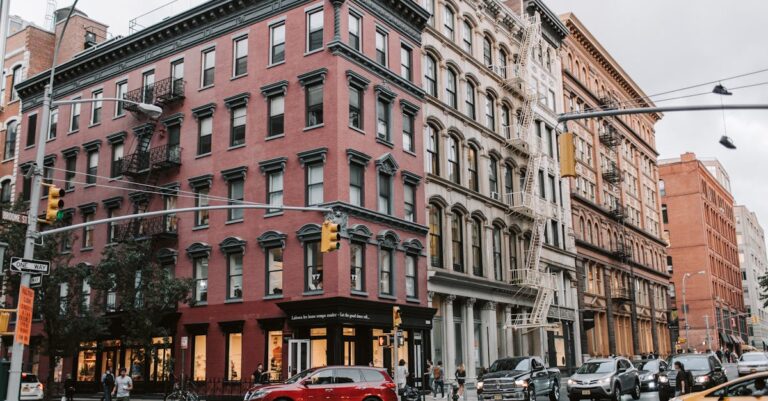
45;0;58;31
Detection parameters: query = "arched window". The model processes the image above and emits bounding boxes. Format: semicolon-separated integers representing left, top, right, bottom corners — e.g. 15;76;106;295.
461;20;473;53
509;231;517;270
425;55;438;97
484;94;495;131
451;212;464;272
3;120;17;160
471;218;483;277
467;146;478;191
448;136;460;183
501;104;511;138
498;48;509;78
443;5;455;40
445;69;457;108
492;226;503;281
465;80;476;119
483;36;493;67
0;179;10;203
504;164;514;198
429;204;443;268
489;156;499;199
426;124;440;175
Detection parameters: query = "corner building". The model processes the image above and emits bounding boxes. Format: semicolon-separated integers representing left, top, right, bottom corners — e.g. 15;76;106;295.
735;205;768;349
421;0;580;380
560;13;671;358
16;0;433;390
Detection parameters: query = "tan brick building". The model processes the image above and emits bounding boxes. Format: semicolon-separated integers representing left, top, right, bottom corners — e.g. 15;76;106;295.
560;13;671;358
660;153;746;353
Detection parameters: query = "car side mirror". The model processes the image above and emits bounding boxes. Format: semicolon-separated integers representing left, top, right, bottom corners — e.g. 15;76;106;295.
617;368;626;373
533;365;544;371
301;379;311;387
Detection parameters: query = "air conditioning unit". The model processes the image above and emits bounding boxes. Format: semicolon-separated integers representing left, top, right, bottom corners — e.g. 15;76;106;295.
491;191;500;200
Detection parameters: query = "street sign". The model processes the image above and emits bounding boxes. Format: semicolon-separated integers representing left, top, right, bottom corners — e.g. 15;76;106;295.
9;258;50;275
1;210;28;225
15;286;34;346
29;276;42;288
180;336;189;350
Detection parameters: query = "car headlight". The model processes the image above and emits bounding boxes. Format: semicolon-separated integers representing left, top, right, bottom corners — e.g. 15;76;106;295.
515;379;529;387
247;390;269;400
598;377;611;385
567;379;576;386
477;381;484;391
658;376;669;383
695;376;710;384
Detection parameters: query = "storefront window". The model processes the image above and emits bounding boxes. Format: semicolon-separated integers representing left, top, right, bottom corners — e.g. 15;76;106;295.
454;307;463;366
77;342;97;382
343;327;356;366
54;357;63;382
193;335;206;381
126;348;146;381
150;337;172;382
372;328;386;368
474;320;483;370
310;328;327;368
267;331;283;381
433;300;444;365
227;333;242;381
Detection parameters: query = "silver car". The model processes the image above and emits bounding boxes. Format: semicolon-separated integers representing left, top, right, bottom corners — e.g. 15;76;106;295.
737;352;768;376
566;357;640;401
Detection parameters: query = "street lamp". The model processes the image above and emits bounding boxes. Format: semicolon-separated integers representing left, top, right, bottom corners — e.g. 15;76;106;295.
682;270;706;349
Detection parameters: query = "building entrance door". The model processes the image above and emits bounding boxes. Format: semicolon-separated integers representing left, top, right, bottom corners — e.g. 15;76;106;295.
288;340;310;376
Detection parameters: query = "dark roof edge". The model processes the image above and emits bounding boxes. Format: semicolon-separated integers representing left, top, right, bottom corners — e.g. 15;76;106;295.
527;0;569;40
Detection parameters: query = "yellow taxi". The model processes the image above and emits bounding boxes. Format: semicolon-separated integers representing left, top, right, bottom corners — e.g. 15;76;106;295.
672;372;768;401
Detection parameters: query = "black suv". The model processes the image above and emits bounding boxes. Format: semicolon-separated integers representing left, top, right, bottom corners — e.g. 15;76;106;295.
658;354;727;401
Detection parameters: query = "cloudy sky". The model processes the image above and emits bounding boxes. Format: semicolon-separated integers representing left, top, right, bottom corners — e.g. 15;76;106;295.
8;0;768;229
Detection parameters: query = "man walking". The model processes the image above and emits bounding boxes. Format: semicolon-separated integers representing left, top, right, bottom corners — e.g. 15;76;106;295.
101;368;115;401
112;368;133;401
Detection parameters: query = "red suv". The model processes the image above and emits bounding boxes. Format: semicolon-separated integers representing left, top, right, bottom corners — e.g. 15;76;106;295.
243;366;398;401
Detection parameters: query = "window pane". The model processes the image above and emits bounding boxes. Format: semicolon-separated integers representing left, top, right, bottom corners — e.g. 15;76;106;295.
307;10;324;51
271;24;286;63
228;253;243;299
379;250;392;295
227;333;242;381
351;243;364;292
268;248;284;295
269;95;285;137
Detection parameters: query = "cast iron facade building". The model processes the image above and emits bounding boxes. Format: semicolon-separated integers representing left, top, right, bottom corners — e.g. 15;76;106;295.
735;205;768;349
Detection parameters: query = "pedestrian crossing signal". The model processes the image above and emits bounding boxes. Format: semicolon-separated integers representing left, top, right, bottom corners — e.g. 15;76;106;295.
393;306;402;328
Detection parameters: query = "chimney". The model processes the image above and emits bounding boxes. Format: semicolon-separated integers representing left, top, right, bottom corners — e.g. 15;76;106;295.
681;152;697;162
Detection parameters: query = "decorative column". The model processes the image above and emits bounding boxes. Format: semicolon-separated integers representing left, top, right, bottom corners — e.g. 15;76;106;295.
444;295;456;376
465;298;477;380
649;284;660;354
331;0;344;41
485;301;499;362
505;305;514;357
604;269;617;355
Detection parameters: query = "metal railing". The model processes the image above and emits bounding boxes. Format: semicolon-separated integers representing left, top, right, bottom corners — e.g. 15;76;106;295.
119;144;182;176
611;287;634;303
123;77;185;111
599;125;622;147
114;215;178;241
602;162;623;184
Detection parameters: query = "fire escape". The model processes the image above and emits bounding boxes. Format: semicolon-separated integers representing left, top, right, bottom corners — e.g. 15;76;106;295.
498;12;557;330
113;77;185;242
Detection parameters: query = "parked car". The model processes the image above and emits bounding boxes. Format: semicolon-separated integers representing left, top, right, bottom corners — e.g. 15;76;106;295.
477;356;561;401
737;352;768;377
666;371;768;401
658;354;727;401
633;359;668;392
243;366;397;401
566;357;640;401
20;373;43;401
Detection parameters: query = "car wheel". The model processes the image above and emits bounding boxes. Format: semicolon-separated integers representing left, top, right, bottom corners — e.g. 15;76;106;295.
550;382;560;401
612;383;621;401
631;382;641;400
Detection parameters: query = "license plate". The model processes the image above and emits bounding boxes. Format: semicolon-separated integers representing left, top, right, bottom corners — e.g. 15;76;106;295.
582;390;591;395
494;395;503;400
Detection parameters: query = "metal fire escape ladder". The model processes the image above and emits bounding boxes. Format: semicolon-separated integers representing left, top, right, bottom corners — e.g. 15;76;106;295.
503;13;540;150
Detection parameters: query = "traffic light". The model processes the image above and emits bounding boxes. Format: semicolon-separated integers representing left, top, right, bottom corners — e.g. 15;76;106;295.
320;220;341;253
46;185;65;222
393;306;402;328
0;311;10;333
558;132;576;178
752;315;760;324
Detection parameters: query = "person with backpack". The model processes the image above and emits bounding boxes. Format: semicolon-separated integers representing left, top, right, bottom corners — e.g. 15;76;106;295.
432;361;445;399
102;368;115;401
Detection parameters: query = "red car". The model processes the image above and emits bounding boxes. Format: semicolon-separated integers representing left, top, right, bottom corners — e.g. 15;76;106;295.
244;366;398;401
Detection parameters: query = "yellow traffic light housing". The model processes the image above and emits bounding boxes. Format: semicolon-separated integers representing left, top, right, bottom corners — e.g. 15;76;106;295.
46;185;65;222
393;306;402;328
0;311;10;333
321;220;341;253
559;132;576;178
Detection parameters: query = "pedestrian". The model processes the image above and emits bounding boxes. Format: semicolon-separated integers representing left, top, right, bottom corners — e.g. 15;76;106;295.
725;349;731;363
455;363;466;398
64;374;75;401
396;359;408;394
251;363;266;384
433;361;445;399
674;361;693;395
101;368;115;401
426;359;434;393
112;367;133;401
716;349;723;362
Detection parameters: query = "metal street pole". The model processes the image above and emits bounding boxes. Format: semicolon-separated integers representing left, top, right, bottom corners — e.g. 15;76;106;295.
0;0;11;109
557;104;768;123
6;3;79;401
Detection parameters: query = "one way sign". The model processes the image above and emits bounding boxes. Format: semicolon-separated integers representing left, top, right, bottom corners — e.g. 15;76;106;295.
9;257;50;275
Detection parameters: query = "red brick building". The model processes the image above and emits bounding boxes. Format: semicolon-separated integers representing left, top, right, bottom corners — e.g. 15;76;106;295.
660;152;746;353
15;0;431;390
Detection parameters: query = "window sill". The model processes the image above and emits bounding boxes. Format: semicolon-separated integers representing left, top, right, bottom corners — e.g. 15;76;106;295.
1;157;13;163
378;294;396;301
267;61;286;69
302;290;324;296
25;144;36;150
406;297;420;304
304;47;324;57
199;85;215;92
192;302;208;307
264;294;284;300
264;211;283;218
89;122;102;128
225;219;244;225
303;124;324;132
231;73;248;81
45;137;56;143
376;137;394;148
228;144;246;151
192;225;209;231
266;134;285;141
81;247;94;252
84;184;96;188
351;290;368;297
224;299;242;304
349;126;365;135
195;153;211;159
404;149;417;157
113;114;126;121
68;130;79;135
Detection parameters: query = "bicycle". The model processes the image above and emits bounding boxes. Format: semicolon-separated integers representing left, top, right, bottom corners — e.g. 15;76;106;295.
164;378;199;401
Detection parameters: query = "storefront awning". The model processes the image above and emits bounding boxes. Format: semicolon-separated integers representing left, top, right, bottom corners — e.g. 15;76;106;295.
732;334;745;345
720;331;733;345
277;297;437;330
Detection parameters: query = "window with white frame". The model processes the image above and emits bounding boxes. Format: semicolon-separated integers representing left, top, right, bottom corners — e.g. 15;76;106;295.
270;23;286;64
348;13;361;50
306;8;324;52
69;99;81;132
375;30;387;66
306;163;324;206
91;90;103;125
233;36;248;77
201;48;215;87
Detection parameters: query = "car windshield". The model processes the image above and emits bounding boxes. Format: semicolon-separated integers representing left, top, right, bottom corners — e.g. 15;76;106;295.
670;357;710;371
489;358;530;372
634;360;658;371
21;374;38;383
285;368;316;384
577;361;615;374
741;353;768;362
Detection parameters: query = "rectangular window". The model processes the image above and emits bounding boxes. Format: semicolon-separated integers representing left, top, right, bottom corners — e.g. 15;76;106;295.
376;98;390;141
378;173;391;214
227;253;243;299
86;150;98;184
142;70;155;104
228;179;244;221
485;96;495;130
551;221;560;247
70;98;81;132
171;60;184;95
375;30;387;66
307;8;324;52
201;48;215;87
193;335;206;381
267;247;284;296
349;86;363;130
107;208;118;243
194;257;209;302
402;112;414;152
306;164;324;206
306;83;324;127
268;94;285;137
406;254;417;298
26;113;37;147
65;155;77;190
349;163;364;207
379;248;393;295
270;23;286;64
82;212;94;248
9;67;21;102
548;174;557;203
48;109;58;140
230;106;246;147
404;183;415;222
115;81;127;117
233;37;248;77
198;115;212;155
305;242;323;291
267;170;284;213
348;13;361;51
226;333;242;381
400;46;412;81
195;186;210;226
110;142;123;178
351;243;364;292
662;204;669;223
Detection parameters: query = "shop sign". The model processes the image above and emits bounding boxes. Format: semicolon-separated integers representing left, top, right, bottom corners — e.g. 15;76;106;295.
181;336;189;350
290;312;371;322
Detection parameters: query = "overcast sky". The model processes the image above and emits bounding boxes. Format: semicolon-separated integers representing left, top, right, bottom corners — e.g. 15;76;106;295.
9;0;768;231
